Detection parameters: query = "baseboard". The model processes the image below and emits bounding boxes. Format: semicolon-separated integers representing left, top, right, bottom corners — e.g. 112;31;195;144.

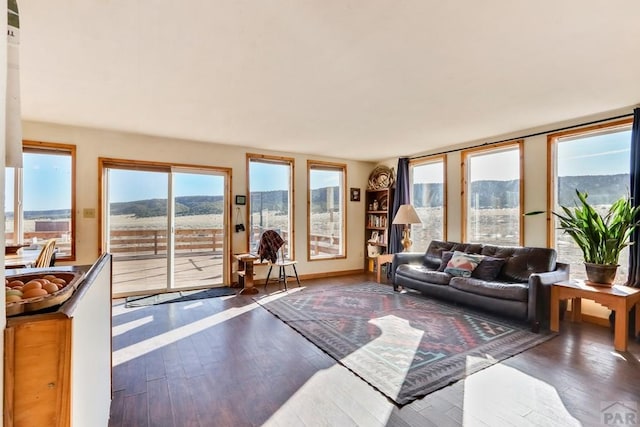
566;309;610;327
580;313;610;327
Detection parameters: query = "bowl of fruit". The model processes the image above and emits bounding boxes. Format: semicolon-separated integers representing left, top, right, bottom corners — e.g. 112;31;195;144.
5;271;84;316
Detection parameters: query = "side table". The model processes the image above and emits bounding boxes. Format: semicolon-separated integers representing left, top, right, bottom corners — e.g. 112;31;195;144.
376;253;394;284
550;279;640;352
234;253;259;295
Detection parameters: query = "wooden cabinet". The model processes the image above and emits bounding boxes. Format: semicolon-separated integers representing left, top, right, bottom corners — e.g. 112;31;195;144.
4;254;112;427
365;188;394;271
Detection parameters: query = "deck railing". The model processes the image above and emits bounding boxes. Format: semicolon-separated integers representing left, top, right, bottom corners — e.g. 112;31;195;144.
7;228;340;260
109;228;225;257
108;227;340;259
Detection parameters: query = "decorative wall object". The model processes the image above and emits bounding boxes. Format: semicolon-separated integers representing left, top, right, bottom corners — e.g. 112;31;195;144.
367;165;395;190
350;187;361;201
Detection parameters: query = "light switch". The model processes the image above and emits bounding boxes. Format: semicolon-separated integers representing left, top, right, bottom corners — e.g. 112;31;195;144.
83;208;96;219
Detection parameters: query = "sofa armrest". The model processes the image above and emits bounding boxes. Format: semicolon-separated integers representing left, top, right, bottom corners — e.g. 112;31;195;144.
527;262;570;329
390;252;424;284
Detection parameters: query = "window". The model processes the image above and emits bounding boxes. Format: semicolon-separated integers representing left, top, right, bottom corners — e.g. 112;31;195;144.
247;154;294;258
5;141;76;260
549;119;632;282
410;156;446;252
462;141;523;245
307;161;346;260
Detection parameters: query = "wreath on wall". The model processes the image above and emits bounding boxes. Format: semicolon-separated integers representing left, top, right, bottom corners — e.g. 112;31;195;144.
368;165;395;190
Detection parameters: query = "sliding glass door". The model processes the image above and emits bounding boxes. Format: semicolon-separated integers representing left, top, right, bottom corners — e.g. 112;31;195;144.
104;162;229;297
172;171;226;289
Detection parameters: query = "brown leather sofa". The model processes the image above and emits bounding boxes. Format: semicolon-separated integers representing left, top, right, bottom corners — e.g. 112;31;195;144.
390;240;570;331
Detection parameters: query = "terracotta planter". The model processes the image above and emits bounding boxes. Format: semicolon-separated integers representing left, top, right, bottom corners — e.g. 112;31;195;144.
584;263;618;286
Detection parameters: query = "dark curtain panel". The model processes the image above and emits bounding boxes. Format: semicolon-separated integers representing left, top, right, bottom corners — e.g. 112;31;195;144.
389;157;410;254
628;108;640;288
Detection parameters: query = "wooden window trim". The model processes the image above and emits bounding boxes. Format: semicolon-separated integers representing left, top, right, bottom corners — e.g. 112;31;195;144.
409;154;448;242
307;160;347;261
461;140;524;245
246;153;295;259
98;157;233;283
22;140;77;261
545;118;633;247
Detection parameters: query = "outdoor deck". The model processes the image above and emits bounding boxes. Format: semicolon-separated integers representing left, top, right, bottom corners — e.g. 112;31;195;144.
112;253;225;297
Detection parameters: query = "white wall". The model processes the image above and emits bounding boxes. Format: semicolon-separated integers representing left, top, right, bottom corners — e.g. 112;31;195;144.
22;121;375;279
1;2;8;419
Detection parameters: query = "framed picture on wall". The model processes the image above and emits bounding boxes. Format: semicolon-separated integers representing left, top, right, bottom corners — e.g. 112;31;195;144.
235;195;246;205
350;187;361;202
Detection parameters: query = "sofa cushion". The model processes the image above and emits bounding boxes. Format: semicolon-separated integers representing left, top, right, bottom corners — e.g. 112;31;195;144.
449;277;529;301
396;264;452;285
437;251;454;272
424;240;483;270
481;245;557;283
444;251;485;277
471;256;507;281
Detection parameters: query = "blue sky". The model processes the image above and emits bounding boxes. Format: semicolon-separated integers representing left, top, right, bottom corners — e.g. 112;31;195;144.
6;152;72;211
108;170;225;203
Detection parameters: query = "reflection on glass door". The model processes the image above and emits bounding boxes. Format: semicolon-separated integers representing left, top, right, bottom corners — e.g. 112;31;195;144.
173;171;226;289
106;166;228;297
107;169;170;295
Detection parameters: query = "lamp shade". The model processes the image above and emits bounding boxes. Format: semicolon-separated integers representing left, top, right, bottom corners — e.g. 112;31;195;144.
392;204;422;225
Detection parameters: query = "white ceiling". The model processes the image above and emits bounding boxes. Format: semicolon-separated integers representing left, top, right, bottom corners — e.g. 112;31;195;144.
18;1;640;162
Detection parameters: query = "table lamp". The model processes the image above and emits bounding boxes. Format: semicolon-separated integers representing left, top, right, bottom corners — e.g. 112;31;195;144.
392;204;422;251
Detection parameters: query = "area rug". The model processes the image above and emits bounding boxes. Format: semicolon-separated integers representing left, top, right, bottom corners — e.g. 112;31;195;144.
125;287;236;307
256;283;556;405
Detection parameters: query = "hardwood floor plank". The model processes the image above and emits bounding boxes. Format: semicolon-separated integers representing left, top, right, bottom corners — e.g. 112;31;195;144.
146;378;174;427
121;391;149;427
108;390;125;427
110;273;640;427
167;377;201;427
145;349;166;382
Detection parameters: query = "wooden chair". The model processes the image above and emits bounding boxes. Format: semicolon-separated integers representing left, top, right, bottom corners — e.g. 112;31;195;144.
264;245;300;291
34;239;57;268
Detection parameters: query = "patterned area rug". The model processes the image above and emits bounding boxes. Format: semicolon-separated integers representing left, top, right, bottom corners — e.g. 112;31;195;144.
256;283;556;405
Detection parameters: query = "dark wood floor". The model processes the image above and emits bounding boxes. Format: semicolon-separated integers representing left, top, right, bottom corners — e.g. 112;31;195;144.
109;274;640;427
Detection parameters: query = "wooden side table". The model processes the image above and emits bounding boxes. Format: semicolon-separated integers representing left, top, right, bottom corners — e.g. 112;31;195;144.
375;253;394;283
235;253;259;295
550;279;640;352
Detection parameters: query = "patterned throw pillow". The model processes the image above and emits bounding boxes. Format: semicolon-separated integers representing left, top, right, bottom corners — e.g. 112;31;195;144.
444;251;485;277
471;256;508;281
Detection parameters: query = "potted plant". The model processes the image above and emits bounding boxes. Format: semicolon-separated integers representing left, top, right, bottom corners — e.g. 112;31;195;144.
530;189;640;285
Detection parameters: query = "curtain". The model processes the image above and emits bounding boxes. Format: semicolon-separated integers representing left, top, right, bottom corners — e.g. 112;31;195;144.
388;157;410;254
628;108;640;288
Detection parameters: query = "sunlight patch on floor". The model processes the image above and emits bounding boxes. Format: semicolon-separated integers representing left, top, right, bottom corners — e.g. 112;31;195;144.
341;314;423;400
463;357;581;426
112;315;154;337
263;364;395;427
112;289;298;366
112;301;146;317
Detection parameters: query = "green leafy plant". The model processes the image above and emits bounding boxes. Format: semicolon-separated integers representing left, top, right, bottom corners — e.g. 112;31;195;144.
529;190;640;265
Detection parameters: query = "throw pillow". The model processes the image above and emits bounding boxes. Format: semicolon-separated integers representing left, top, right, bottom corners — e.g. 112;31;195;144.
472;256;508;281
437;251;454;272
444;251;484;277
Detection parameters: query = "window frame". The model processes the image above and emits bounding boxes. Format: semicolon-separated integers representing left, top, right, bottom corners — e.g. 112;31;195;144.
246;153;295;259
306;160;347;261
409;155;447;250
7;140;77;261
546;118;633;247
461;140;524;245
